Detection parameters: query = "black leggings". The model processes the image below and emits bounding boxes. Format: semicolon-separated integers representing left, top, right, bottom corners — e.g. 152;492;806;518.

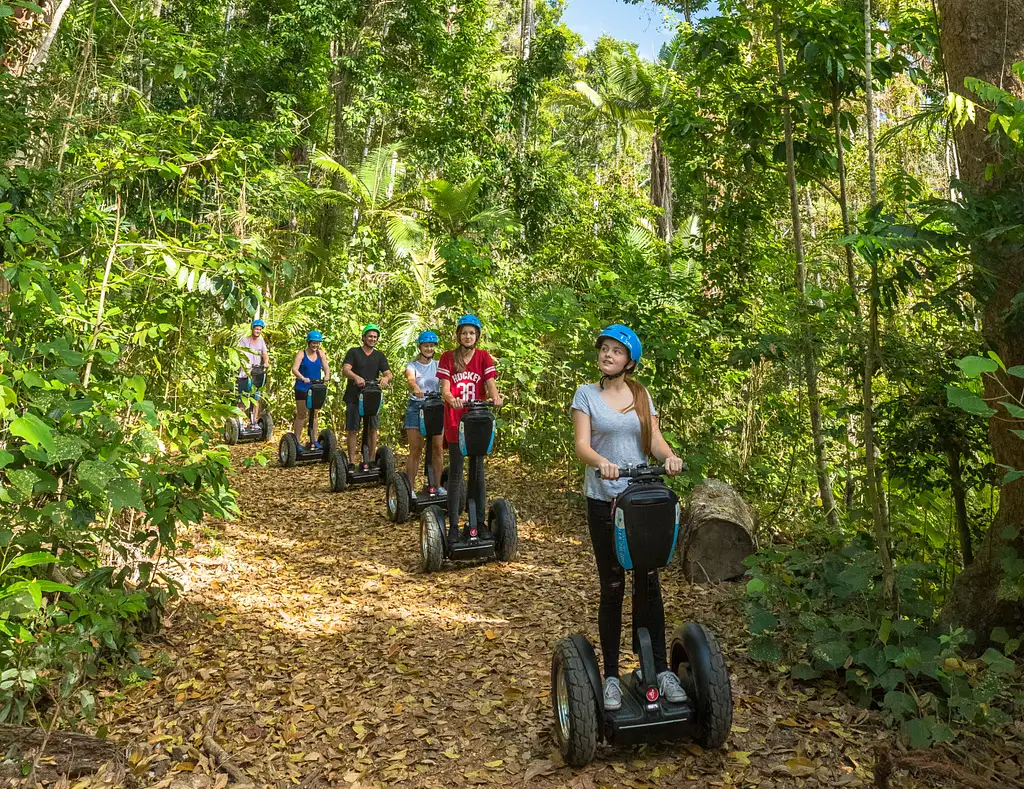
587;497;668;678
446;447;485;536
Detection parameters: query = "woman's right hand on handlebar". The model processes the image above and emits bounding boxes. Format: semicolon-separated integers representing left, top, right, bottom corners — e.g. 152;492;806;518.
412;387;425;399
598;461;620;480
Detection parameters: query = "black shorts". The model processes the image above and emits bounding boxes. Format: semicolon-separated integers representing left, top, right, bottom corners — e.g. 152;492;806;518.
346;401;380;432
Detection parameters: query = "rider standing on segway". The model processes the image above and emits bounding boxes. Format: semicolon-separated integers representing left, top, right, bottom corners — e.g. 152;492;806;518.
403;331;444;495
570;324;687;712
341;324;392;470
291;330;331;451
438;314;504;537
238;319;270;427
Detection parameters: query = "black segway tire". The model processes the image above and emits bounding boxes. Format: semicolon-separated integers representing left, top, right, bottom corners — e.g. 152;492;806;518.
259;412;274;442
330;450;349;493
551;637;599;767
490;498;518;562
670;623;733;749
420;506;445;573
386;471;412;523
376;446;395;483
319;429;338;463
278;433;298;468
223;417;241;445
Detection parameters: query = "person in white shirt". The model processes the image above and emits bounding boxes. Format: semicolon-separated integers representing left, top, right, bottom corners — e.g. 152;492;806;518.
237;319;270;426
403;331;443;492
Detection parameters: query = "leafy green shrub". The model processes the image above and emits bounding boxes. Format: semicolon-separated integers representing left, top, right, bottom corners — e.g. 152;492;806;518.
744;542;1023;747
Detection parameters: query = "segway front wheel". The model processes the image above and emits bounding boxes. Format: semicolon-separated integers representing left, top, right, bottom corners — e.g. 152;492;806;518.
670;623;733;749
223;418;240;445
259;412;274;442
386;472;412;523
551;637;600;767
490;498;518;562
319;429;338;463
330;450;349;493
278;433;298;467
420;505;446;573
376;446;395;483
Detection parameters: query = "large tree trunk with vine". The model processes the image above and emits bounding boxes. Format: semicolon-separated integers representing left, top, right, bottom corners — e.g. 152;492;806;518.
651;132;673;243
937;0;1024;636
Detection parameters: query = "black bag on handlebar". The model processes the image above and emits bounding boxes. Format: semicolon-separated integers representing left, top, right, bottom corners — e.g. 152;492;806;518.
358;382;382;418
306;382;328;410
419;396;444;438
249;365;267;390
458;406;494;457
610;480;680;573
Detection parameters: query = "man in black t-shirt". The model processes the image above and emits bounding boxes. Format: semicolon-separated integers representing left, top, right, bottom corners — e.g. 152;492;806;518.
341;323;393;466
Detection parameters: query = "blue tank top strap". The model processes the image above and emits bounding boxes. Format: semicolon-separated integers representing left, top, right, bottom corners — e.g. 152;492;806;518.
296;351;323;392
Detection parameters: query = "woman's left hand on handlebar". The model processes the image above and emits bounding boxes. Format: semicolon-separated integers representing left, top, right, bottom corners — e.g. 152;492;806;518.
492;392;504;407
664;456;684;476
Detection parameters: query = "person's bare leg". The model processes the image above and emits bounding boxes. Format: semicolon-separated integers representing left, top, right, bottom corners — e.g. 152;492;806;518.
293;400;307;441
432;435;444;488
369;429;379;462
310;410;319;445
252;397;260;424
346;431;359;463
407;430;423;488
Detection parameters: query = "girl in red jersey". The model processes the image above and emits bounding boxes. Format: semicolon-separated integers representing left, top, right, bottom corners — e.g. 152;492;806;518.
438;314;504;536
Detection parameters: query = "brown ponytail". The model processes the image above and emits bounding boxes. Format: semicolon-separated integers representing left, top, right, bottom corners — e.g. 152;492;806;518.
622;376;653;456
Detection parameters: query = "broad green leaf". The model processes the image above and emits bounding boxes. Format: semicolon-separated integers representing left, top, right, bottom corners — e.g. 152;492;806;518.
947;386;996;417
747;635;781;663
905;717;933;749
790;663;821;680
108;479;143;511
745;577;766;596
9;413;55;453
981;647;1015;674
883;689;917;717
811;640;850;669
956;355;998;377
6;469;37;500
748;610;778;634
5;551;57;571
0;451;13;470
76;459;118;494
1006;365;1024;378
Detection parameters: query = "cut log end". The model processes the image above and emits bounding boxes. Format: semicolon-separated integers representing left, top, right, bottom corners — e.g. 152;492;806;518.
680;479;756;582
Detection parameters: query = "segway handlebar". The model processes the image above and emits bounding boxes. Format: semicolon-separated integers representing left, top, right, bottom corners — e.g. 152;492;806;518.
591;462;686;479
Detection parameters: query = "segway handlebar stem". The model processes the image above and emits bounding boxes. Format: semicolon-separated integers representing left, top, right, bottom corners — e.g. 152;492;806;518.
591;463;687;480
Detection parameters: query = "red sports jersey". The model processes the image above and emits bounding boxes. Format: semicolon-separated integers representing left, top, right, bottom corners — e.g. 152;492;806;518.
437;349;498;443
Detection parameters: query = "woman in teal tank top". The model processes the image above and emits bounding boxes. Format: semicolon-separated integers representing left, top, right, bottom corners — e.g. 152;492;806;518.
290;331;331;449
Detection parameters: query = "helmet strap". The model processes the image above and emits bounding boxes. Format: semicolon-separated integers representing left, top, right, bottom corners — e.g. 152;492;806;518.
599;360;635;390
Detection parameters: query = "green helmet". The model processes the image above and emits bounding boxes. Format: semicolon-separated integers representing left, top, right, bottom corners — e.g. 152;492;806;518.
362;323;381;338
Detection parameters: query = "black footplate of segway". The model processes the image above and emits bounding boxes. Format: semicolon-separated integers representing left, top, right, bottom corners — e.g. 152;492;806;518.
459;408;495;456
611;482;680;574
604;672;695;745
307;382;328;410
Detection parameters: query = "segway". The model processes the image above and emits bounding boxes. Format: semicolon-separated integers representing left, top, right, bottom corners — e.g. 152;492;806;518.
278;381;337;467
418;401;517;572
329;380;395;492
385;392;449;522
224;365;273;444
550;465;733;767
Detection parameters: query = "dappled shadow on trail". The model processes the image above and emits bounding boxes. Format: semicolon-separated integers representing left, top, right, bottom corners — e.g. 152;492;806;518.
92;445;979;789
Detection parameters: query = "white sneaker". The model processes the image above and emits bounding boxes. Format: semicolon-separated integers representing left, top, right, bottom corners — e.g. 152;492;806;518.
657;670;688;703
437;486;447;496
603;676;622;710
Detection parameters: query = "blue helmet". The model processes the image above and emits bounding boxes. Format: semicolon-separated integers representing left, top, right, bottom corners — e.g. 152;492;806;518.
251;319;265;328
596;324;642;363
457;314;482;332
306;330;323;342
417;331;439;345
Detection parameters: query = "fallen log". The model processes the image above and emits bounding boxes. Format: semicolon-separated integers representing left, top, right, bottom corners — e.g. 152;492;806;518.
680;479;755;582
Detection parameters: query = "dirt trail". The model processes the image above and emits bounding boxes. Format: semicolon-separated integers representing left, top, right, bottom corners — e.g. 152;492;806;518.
91;446;979;789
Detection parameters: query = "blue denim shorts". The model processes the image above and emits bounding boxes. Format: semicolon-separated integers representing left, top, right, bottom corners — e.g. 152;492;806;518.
404;398;422;430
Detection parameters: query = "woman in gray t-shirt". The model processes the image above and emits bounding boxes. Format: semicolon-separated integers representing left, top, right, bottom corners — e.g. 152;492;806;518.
570;324;686;712
403;332;443;492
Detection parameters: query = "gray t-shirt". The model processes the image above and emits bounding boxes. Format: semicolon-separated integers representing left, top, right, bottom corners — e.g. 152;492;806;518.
406;359;439;400
571;383;657;502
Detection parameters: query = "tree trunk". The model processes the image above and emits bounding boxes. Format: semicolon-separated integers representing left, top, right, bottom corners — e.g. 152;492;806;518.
937;0;1024;636
680;479;756;582
650;132;673;243
24;0;72;74
518;0;534;156
773;3;841;530
946;446;973;566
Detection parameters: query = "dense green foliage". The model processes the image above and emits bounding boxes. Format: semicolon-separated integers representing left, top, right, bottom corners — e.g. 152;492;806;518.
1;0;1020;744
